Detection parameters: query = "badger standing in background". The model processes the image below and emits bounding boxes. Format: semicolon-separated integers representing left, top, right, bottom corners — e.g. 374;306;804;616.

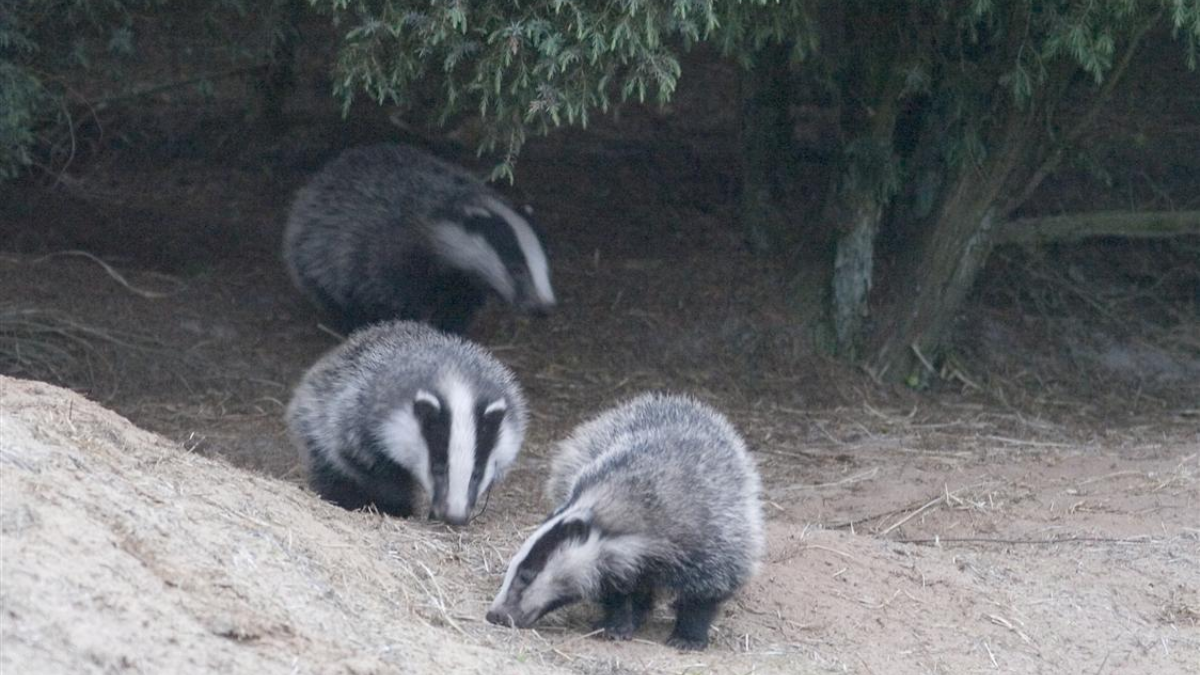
283;143;556;334
285;320;527;526
487;393;764;651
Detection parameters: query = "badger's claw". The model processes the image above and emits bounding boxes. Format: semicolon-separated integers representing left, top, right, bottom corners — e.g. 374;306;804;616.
666;634;709;651
597;618;636;641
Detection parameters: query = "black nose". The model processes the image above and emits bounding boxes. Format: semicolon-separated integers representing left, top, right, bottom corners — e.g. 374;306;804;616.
429;510;470;527
486;609;512;626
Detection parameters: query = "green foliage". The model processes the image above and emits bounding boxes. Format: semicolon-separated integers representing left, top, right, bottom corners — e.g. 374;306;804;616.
2;0;146;177
315;0;1198;184
1;0;299;180
315;0;734;179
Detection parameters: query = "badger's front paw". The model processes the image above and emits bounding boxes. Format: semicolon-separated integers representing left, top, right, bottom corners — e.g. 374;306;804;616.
594;616;635;641
665;634;709;651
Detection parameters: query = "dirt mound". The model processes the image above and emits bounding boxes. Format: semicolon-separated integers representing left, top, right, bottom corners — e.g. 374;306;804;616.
4;376;1199;674
0;376;562;675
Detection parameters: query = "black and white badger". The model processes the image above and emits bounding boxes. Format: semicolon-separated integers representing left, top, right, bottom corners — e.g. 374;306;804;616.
285;320;527;526
283;143;556;334
486;393;764;650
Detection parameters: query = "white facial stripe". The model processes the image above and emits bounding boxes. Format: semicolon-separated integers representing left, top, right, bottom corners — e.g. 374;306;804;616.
442;371;478;522
484;399;507;415
482;196;555;305
378;408;432;493
429;221;515;300
415;390;440;409
491;502;590;608
492;512;567;606
481;421;521;491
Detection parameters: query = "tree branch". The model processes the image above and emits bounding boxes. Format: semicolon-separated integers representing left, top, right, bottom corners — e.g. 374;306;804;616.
1004;9;1164;215
995;210;1200;245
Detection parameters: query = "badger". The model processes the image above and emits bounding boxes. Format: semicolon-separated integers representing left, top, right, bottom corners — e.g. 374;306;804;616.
486;393;764;651
285;320;527;525
282;143;555;334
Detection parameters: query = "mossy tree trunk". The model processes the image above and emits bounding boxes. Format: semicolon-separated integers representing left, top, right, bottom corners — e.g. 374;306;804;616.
867;107;1038;384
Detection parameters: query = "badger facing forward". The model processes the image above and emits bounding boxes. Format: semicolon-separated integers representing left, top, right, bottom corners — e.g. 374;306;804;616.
286;320;527;525
283;143;555;334
486;393;764;650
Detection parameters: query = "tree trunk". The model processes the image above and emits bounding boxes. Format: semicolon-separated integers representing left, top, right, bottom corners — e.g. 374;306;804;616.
868;112;1036;385
829;187;884;356
739;42;794;254
826;102;902;357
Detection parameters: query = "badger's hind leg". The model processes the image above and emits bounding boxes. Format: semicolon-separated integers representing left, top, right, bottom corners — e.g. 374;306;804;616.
666;596;723;651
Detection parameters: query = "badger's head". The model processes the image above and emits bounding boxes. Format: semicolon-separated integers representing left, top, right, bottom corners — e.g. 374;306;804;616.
486;505;650;628
429;197;555;314
377;370;521;526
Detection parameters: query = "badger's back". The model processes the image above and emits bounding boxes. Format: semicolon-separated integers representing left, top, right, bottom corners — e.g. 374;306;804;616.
283;145;484;318
553;394;764;598
545;393;748;504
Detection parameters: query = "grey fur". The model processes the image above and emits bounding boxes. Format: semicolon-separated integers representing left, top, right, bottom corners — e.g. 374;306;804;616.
487;393;764;650
286;320;528;525
283;143;555;334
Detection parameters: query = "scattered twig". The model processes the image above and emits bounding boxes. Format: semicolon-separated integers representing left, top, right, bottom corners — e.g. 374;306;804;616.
894;535;1162;546
879;491;947;536
32;250;183;299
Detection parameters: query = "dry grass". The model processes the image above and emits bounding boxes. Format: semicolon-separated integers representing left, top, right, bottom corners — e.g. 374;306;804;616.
0;303;164;400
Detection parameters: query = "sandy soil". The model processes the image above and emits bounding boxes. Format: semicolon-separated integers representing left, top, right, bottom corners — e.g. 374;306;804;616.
3;371;1197;675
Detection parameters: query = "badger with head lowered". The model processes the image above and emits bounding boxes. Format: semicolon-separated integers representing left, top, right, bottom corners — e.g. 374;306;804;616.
487;393;764;650
286;320;527;526
283;143;555;334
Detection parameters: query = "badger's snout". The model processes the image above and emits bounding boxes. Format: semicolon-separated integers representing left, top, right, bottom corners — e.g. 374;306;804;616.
486;606;535;628
428;507;471;527
485;608;513;626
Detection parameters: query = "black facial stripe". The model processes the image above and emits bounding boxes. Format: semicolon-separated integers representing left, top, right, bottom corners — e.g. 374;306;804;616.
472;402;504;482
517;518;591;578
456;210;529;272
533;593;579;623
414;394;451;501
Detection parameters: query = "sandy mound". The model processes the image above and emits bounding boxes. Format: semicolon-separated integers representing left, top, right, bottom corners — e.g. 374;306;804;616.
3;375;1198;674
0;376;562;675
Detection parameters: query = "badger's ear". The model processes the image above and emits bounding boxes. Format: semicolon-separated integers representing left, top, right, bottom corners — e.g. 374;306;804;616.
482;398;507;423
413;390;441;421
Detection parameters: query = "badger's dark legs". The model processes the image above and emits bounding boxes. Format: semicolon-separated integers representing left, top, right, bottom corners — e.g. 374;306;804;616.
308;461;371;512
598;577;655;641
424;274;486;335
312;451;420;518
349;454;420;518
667;596;723;651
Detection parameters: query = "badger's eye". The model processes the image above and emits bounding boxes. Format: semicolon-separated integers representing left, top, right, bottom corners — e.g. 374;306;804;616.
516;567;538;585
